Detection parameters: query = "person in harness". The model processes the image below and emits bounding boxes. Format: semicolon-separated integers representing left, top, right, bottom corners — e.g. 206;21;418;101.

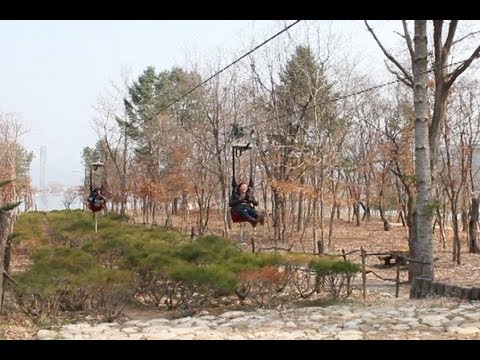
88;188;106;209
229;182;264;227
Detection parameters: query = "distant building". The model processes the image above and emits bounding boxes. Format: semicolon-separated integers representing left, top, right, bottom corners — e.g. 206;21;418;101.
39;145;47;192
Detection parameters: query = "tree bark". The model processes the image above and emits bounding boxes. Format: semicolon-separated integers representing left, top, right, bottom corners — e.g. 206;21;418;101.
469;197;480;253
378;171;390;231
272;188;282;245
120;114;128;216
353;202;361;227
297;190;304;232
0;211;13;313
410;20;434;283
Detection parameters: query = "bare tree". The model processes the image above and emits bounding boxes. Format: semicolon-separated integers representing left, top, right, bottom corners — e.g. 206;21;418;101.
91;67;133;215
366;20;480;281
411;20;434;281
62;186;79;210
0;112;28;312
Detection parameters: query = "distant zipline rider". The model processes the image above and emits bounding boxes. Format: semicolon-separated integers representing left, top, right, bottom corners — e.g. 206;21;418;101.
229;181;264;227
228;125;264;227
87;162;107;213
87;187;106;212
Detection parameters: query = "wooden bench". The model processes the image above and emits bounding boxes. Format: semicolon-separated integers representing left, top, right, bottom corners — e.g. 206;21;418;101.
377;250;409;267
377;254;394;266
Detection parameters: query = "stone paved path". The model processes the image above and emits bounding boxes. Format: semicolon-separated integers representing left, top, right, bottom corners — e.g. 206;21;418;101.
36;292;480;340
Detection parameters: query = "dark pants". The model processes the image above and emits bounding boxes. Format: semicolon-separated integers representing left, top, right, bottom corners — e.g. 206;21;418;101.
233;206;258;221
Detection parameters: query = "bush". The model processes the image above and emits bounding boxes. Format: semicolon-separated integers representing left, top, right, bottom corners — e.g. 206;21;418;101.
171;235;238;264
10;248;102;323
167;262;238;296
10;210;362;321
81;237;130;268
237;266;290;308
225;252;283;273
80;268;135;322
309;258;360;299
309;258;360;276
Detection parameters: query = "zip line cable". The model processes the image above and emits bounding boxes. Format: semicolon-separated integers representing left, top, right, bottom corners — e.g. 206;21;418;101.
167;20;301;109
241;57;478;131
137;19;477;138
142;20;301;123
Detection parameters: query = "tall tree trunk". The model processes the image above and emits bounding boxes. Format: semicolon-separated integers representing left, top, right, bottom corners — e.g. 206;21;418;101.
120;115;128;216
0;211;13;313
195;187;211;236
436;207;447;250
152;202;157;226
182;192;190;232
328;204;337;247
379;188;390;231
410;20;434;283
429;91;448;177
451;209;461;264
363;174;371;222
312;172;319;254
133;197;138;222
312;198;319;254
319;155;325;249
171;198;178;216
461;208;468;233
272;189;283;246
353;202;361;227
434;185;447;249
406;194;414;240
469;197;480;253
297;190;304;232
360;201;370;222
395;177;407;227
408;210;417;283
281;196;286;243
222;186;230;237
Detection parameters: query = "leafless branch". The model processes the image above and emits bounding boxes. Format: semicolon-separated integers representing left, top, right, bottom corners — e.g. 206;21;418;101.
385;62;413;88
402;20;414;60
444;20;458;52
447;45;480;88
451;30;480;46
364;20;413;86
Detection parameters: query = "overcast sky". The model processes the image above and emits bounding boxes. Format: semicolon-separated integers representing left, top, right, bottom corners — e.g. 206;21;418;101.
0;20;411;188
